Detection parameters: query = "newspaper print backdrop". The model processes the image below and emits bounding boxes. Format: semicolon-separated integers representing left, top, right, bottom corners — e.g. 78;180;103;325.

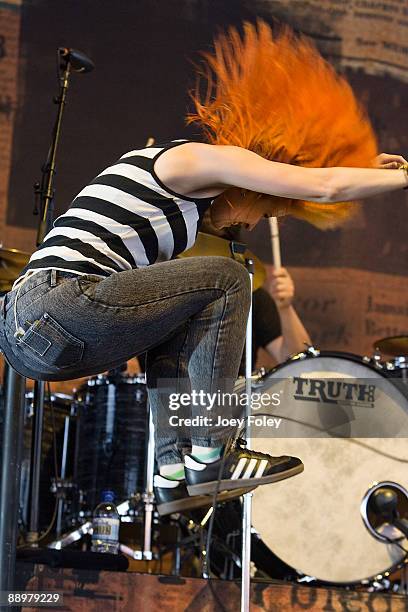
0;0;22;245
254;0;408;82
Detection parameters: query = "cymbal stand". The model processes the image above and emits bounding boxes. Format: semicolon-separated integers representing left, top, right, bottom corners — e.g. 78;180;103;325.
141;399;155;559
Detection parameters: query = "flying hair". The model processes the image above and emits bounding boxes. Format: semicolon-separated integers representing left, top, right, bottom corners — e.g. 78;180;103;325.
187;20;378;229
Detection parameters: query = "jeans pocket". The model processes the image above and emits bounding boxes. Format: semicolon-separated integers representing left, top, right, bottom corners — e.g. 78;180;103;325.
16;312;84;369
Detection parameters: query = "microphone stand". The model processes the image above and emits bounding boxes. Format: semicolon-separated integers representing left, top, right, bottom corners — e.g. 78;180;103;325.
0;48;82;588
27;50;87;547
35;62;70;245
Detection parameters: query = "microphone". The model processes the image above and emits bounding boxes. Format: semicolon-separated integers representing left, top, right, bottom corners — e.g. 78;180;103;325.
371;487;408;539
58;47;94;73
371;488;398;519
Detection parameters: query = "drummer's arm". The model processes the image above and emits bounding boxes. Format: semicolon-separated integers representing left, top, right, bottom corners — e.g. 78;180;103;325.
158;143;408;201
266;307;311;363
264;266;312;362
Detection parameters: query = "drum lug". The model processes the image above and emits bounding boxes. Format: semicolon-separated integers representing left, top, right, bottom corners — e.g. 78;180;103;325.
287;345;320;362
289;344;320;361
363;354;384;370
250;368;267;386
304;345;320;358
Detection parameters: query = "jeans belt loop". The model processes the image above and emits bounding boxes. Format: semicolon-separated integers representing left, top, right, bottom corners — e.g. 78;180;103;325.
50;269;57;287
1;294;6;320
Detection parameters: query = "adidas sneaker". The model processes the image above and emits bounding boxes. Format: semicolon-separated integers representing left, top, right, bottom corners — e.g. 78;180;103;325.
185;438;303;496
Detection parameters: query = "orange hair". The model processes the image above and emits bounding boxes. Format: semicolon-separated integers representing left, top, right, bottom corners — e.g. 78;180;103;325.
187;20;378;229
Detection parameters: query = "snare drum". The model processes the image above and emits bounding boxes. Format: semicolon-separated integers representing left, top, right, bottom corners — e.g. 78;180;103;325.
244;351;408;584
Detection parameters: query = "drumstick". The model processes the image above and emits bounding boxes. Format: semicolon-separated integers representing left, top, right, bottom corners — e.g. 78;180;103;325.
268;217;281;269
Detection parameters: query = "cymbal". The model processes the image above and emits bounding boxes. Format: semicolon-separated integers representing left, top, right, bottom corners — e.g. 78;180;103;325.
0;247;30;292
374;336;408;357
178;231;265;291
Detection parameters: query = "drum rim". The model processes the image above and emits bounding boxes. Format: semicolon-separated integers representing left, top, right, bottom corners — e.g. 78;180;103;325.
265;349;390;380
78;372;146;389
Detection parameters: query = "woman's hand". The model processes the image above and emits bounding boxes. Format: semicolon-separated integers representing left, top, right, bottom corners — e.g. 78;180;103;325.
264;266;295;309
373;153;408;169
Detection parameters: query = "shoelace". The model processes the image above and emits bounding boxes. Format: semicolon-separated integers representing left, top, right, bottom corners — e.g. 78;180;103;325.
234;437;276;462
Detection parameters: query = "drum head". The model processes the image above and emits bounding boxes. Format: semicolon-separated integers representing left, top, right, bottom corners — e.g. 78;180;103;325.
249;352;408;584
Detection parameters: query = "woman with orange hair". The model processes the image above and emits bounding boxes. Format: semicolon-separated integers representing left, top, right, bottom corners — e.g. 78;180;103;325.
1;21;406;514
184;20;406;230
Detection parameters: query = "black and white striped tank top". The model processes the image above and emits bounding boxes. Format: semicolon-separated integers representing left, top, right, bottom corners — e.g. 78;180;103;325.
16;140;213;282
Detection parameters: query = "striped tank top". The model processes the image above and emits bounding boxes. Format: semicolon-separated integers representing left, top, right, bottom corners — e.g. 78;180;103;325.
16;140;213;283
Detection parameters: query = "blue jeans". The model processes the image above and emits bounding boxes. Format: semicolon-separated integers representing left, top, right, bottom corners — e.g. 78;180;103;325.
0;257;250;465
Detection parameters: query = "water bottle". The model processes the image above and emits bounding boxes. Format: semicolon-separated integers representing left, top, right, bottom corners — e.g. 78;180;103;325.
91;490;120;554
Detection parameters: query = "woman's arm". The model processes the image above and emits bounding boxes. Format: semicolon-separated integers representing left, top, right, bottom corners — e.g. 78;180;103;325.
263;267;312;363
155;142;408;202
265;305;311;363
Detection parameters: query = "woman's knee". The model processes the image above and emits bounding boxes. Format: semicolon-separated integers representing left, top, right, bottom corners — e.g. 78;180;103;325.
207;256;250;285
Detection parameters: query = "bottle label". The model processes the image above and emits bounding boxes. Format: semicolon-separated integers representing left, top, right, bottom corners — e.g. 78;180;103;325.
93;518;119;542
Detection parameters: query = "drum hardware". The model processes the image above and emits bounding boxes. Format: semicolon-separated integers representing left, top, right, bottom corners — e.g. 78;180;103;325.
373;336;408;382
48;372;156;561
361;482;408;544
72;372;148;515
304;345;320;358
50;478;76;537
384;357;408;383
289;345;321;362
363;353;385;371
1;390;75;539
374;336;408;358
390;356;407;370
248;368;267;387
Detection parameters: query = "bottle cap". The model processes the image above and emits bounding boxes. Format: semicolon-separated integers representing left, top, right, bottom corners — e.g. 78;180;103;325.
101;490;116;503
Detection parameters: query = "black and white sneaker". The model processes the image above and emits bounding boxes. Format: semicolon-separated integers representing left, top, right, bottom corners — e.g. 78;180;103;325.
154;475;256;516
184;438;304;496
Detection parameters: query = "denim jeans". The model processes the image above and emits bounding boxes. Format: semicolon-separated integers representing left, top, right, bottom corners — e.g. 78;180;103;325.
0;257;250;465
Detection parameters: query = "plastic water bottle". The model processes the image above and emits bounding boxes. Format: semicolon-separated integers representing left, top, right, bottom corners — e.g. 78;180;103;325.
91;490;120;554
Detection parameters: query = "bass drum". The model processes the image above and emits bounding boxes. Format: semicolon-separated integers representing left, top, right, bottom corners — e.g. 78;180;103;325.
248;351;408;584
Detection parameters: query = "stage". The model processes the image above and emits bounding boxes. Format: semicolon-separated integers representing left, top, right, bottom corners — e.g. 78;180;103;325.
14;563;408;612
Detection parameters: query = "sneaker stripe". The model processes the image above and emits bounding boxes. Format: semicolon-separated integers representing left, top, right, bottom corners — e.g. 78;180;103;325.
185;455;207;471
242;458;258;479
231;457;247;479
254;459;268;478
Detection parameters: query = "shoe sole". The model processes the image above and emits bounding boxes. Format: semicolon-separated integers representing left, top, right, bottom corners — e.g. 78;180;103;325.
186;463;304;496
156;487;256;516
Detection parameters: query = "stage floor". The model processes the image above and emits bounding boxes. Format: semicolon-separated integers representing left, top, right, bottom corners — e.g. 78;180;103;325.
14;563;408;611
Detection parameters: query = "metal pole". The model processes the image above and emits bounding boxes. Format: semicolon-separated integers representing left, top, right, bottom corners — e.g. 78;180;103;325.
56;414;71;537
241;259;254;612
26;381;45;546
0;363;26;590
36;61;71;246
26;59;74;547
142;402;155;560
